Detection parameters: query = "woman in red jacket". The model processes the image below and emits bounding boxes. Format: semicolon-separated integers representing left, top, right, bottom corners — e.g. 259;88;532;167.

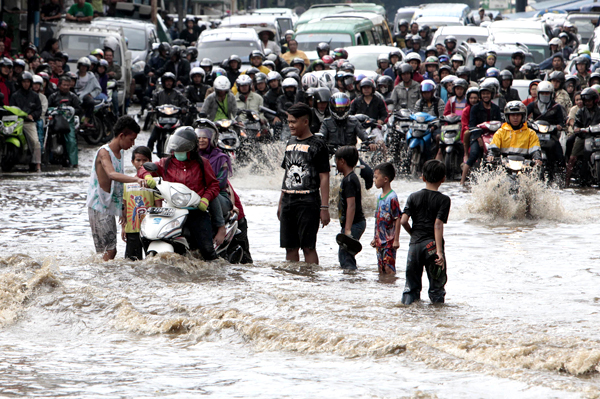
461;87;480;163
139;127;220;260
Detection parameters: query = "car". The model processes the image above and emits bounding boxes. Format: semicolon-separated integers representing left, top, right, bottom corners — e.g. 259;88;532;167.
219;14;294;45
345;45;403;71
294;4;355;29
488;19;552;41
250;8;298;25
322;11;394;45
412;16;465;30
455;42;535;70
54;22;131;108
196;28;262;66
393;6;420;35
432;25;490;45
91;18;160;64
487;33;550;63
411;3;472;26
311;69;378;83
512;79;533;102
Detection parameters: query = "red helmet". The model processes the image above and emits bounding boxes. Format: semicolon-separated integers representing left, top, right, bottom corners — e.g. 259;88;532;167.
322;55;334;65
332;48;348;60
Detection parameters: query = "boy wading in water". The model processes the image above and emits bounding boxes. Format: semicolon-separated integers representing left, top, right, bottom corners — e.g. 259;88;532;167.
86;116;146;261
336;146;366;270
400;160;451;305
278;103;330;264
371;162;401;274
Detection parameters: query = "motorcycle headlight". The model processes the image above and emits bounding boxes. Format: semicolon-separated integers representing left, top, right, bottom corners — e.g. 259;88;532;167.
158;216;185;239
400;109;411;118
252;113;259;121
170;188;192;207
3;123;15;135
538;125;549;133
162;107;176;115
444;137;455;144
219;120;232;128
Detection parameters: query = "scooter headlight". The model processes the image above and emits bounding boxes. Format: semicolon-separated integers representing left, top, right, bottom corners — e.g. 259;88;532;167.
170;188;192;207
3;123;15;135
219;120;232;128
538;125;549;133
158;215;186;239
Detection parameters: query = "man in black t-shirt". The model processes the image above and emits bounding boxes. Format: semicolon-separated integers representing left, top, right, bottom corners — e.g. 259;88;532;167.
41;0;62;21
400;160;451;305
278;103;330;265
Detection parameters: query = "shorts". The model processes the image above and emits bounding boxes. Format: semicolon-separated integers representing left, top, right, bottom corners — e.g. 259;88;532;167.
88;207;117;253
377;247;396;273
279;193;321;249
572;137;585;158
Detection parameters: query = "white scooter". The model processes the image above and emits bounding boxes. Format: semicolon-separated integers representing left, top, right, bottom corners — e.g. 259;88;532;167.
140;163;243;261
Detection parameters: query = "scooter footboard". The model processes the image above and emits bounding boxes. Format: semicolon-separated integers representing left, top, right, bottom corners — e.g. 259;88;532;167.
147;240;175;254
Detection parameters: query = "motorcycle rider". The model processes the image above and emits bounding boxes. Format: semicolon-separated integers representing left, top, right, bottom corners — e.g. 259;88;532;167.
548;71;573;111
200;58;214;84
498;70;521;102
461;82;503;185
506;50;526;79
249;50;271;75
574;56;591;88
566;87;600;187
443;78;468;116
310;87;331;133
184;67;209;124
318;92;376;188
349;78;387;142
404;36;426;61
47;75;82;168
375;54;390;76
488;101;542;163
158;46;191;88
263;71;283;124
140;127;220;261
147;72;189;152
224;54;242;87
10;71;42;172
144;42;170;88
276;77;298;124
235;74;264;121
413;79;445;116
254;72;269;97
395;19;409;48
73;57;101;129
384;49;402;79
377;75;394;101
444;36;458;56
202;75;237;122
32;75;47;149
391;63;421;111
471;53;487;82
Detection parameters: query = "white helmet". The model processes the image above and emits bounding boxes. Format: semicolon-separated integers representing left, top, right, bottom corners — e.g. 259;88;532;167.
549;37;561;46
236;74;253;87
405;52;421;63
301;73;318;90
282;77;298;88
319;73;334;89
77;57;91;68
190;67;205;79
103;36;119;52
451;53;464;63
213;75;231;91
267;71;282;82
537;80;554;95
32;75;43;85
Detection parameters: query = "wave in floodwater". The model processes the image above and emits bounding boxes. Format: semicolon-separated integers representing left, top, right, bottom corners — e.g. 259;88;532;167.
1;253;598;397
467;168;566;221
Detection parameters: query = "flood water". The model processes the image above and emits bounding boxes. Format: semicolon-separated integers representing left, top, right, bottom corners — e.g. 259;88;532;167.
0;125;599;398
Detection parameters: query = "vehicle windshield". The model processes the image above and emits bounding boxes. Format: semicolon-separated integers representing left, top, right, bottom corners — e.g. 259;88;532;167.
491;27;543;36
435;33;488;45
122;27;146;51
348;52;381;71
569;17;595;42
526;45;550;63
494;54;535;70
296;33;352;52
58;34;122;65
197;41;259;63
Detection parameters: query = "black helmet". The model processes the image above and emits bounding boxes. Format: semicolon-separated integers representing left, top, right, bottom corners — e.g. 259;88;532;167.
21;71;33;83
187;47;198;61
399;63;413;75
499;69;513;83
255;72;268;84
456;66;470;80
444;36;457;45
316;42;330;53
520;63;540;80
453;78;468;90
377;75;394;93
249;50;265;61
171;45;181;59
412;36;422;45
511;50;526;64
548;70;565;83
398;19;409;28
229;54;242;65
281;66;298;77
246;67;260;76
314;87;331;103
162;72;176;83
581;87;599;103
359;78;376;89
158;42;171;56
167;126;198;153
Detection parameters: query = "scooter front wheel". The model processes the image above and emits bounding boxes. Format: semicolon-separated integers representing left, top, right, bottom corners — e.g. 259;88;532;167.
82;116;105;145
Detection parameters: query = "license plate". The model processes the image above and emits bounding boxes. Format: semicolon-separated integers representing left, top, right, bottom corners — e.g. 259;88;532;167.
158;117;178;124
147;207;175;216
538;133;551;141
2;115;17;122
442;124;460;131
412;123;428;130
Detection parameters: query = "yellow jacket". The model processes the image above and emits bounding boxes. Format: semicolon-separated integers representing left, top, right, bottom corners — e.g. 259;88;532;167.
489;122;541;158
282;50;310;66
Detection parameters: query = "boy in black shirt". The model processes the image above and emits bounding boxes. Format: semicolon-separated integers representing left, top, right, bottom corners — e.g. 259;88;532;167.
278;103;330;264
335;146;366;270
400;160;451;305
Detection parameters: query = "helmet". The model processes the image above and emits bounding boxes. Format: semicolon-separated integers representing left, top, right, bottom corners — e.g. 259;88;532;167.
355;73;366;84
480;78;498;95
498;69;513;83
316;42;330;53
38;72;49;81
301;73;318;90
466;87;479;98
485;67;500;78
520;63;540;80
98;59;109;68
282;77;298;89
341;62;355;73
453;78;468;90
314;87;331;103
267;71;282;82
263;60;276;70
329;92;351;120
322;55;334;65
360;78;376;89
581;87;600;103
420;79;436;92
548;70;565;84
405;52;422;64
398;63;413;76
167;126;198;153
305;87;317;103
246;67;260;76
249;50;264;61
60;52;69;62
213;75;231;91
187;47;198;61
549;37;561;46
438;55;449;64
1;57;12;68
425;56;439;66
388;49;402;62
200;58;213;68
444;36;457;46
575;56;591;68
291;57;305;67
32;75;43;85
281;66;298;77
284;29;295;37
13;59;26;69
511;50;526;60
439;65;453;75
412;36;422;45
236;74;253;87
565;74;578;87
537;80;554;94
450;53;464;63
377;75;393;93
342;72;355;86
456;66;470;78
91;48;104;58
171;45;181;58
504;101;527;119
377;53;389;69
319;72;334;89
20;71;33;82
158;42;171;56
418;24;430;34
190;67;205;80
77;57;91;69
405;34;413;42
528;79;540;92
162;72;176;83
333;48;348;59
229;54;242;65
211;67;226;81
255;72;267;84
398;19;409;28
425;45;438;56
440;75;456;87
87;55;98;67
474;52;485;63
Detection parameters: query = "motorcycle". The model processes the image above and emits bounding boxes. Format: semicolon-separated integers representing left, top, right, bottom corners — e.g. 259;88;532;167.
580;123;600;186
439;114;463;180
79;97;115;145
468;120;502;169
406;112;437;177
139;163;243;262
215;118;242;161
43;100;78;166
0;106;30;172
153;104;183;157
385;106;412;173
528;120;563;182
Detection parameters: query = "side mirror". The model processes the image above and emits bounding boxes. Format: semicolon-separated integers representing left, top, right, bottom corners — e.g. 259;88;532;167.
143;162;158;172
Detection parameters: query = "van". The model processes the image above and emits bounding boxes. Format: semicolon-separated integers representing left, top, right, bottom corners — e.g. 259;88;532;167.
411;3;472;28
295;17;376;60
54;22;131;107
220;14;293;45
324;11;394;45
393;6;420;35
294;4;354;29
